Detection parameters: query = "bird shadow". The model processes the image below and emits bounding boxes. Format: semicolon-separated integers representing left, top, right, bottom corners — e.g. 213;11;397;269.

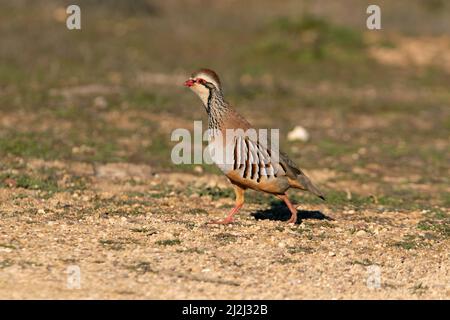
251;201;333;224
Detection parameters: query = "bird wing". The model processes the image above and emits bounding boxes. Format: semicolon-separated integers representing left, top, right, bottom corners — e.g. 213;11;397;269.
231;135;279;181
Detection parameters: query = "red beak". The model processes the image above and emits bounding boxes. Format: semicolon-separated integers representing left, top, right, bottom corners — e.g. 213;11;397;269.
184;79;195;87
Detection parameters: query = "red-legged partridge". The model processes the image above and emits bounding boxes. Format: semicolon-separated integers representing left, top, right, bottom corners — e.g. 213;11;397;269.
184;68;324;224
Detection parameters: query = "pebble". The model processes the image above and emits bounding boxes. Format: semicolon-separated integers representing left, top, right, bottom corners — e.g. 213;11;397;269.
328;251;336;257
93;96;108;109
37;209;46;214
356;230;367;237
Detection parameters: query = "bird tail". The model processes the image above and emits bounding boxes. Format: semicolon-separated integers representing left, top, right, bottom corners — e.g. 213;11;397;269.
292;174;326;200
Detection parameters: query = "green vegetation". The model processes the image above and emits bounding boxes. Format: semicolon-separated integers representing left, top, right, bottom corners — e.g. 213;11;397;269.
214;233;239;243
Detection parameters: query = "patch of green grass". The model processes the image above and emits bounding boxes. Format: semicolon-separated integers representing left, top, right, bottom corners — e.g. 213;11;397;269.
218;203;234;209
410;282;428;295
261;14;365;61
99;239;125;250
315;221;335;228
197;187;235;201
278;257;297;264
316;139;360;157
288;226;314;240
155;239;181;246
392;234;430;250
272;14;365;49
0;132;71;160
177;248;205;254
247;190;271;204
130;227;157;236
0;171;59;193
19;260;44;268
12;193;29;201
417;209;449;238
440;192;450;208
0;243;17;250
126;261;156;274
393;240;417;250
124;91;171;111
294;187;429;212
292;190;370;208
0;259;14;269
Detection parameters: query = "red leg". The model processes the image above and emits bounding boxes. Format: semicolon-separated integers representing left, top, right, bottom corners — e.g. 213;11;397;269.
277;194;298;224
209;185;245;225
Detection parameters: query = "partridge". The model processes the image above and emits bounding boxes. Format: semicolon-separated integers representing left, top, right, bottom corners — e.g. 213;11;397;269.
184;68;325;224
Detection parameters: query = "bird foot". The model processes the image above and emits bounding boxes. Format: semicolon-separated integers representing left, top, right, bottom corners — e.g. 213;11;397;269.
207;217;234;225
286;216;298;224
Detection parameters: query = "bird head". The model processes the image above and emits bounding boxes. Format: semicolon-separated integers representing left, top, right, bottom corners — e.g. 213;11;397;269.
184;68;221;105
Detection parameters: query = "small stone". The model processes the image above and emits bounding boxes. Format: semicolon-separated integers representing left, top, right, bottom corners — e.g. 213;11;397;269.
93;96;108;109
328;251;336;257
287;126;310;142
356;230;367;237
37;209;46;214
193;166;203;174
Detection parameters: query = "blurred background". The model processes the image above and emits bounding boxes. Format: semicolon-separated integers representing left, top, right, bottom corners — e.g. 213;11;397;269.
0;0;449;209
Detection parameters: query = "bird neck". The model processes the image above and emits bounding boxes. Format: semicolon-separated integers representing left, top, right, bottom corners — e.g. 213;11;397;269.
206;87;228;133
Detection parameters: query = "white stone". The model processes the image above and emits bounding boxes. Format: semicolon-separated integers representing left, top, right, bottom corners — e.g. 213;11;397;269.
356;230;367;237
